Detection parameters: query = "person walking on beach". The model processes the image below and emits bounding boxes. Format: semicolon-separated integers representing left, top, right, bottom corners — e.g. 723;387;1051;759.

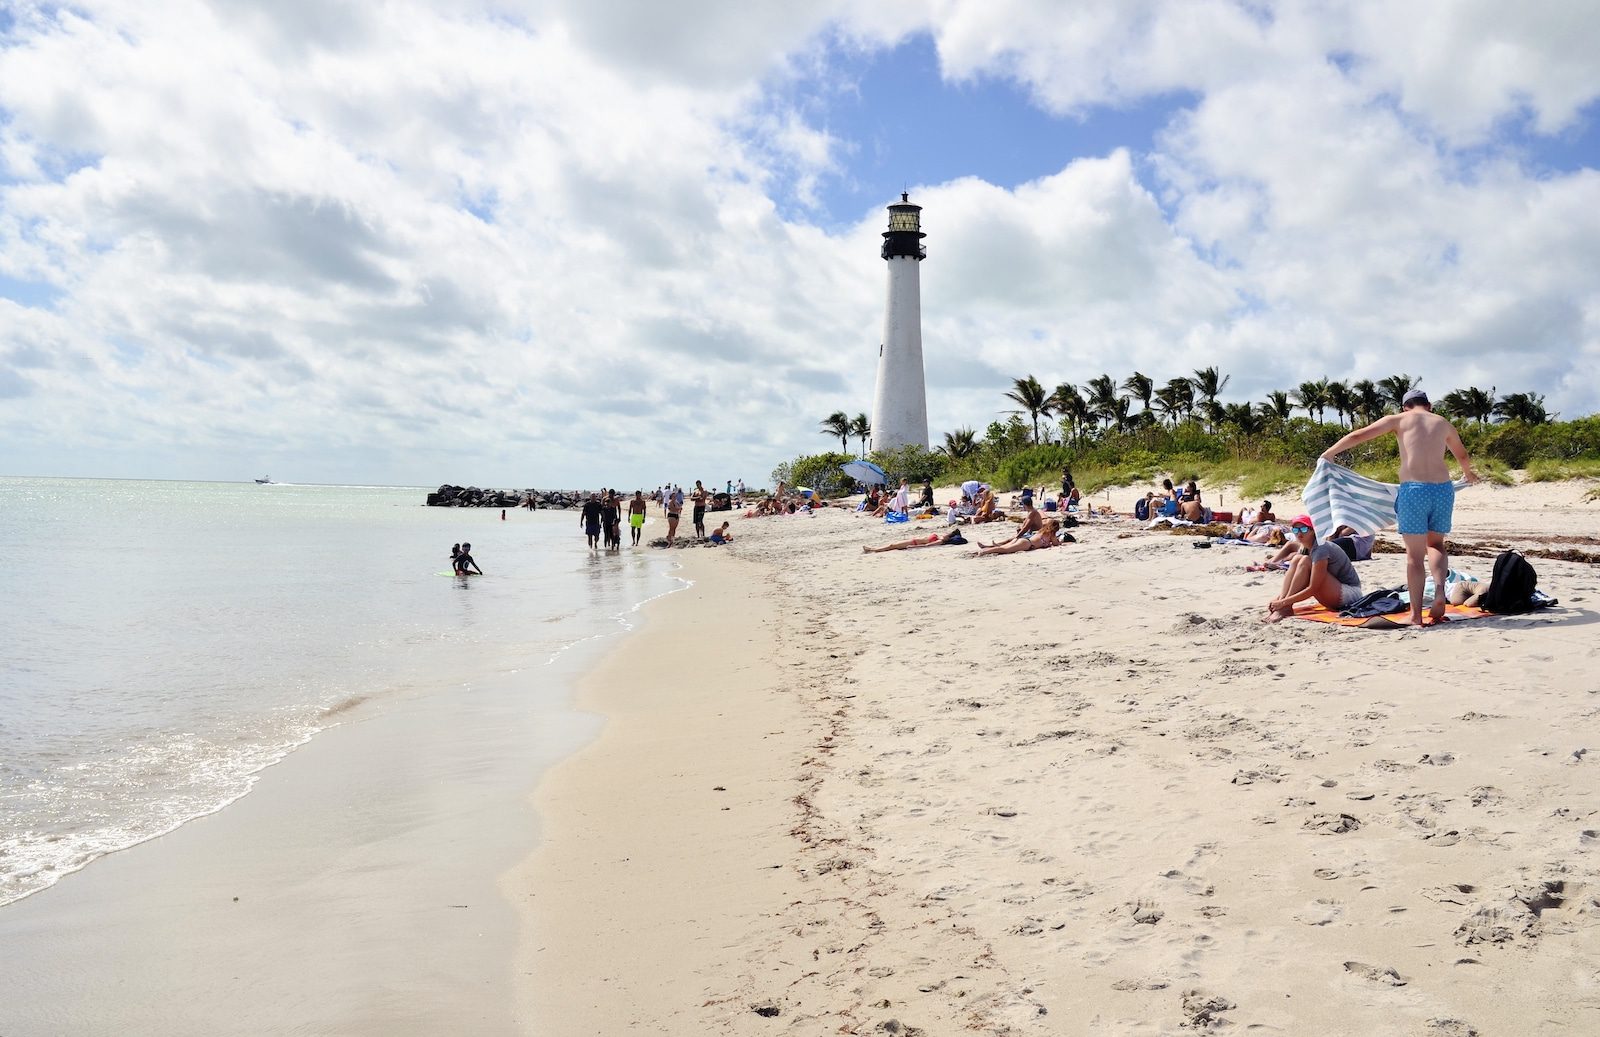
691;480;709;539
601;491;621;550
628;490;647;546
580;493;603;550
1320;388;1480;626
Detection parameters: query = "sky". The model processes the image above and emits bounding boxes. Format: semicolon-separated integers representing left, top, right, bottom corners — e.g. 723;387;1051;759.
2;1;1598;490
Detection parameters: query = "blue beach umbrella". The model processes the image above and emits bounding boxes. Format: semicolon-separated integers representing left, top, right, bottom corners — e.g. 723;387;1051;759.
840;459;888;486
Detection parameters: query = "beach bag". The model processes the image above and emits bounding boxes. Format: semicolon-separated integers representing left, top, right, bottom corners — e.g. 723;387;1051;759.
1480;551;1537;614
1134;497;1150;521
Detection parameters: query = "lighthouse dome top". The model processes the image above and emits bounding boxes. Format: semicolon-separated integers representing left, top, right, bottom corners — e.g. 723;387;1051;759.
881;192;926;260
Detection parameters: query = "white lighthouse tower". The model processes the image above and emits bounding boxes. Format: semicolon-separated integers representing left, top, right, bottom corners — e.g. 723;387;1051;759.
870;193;928;452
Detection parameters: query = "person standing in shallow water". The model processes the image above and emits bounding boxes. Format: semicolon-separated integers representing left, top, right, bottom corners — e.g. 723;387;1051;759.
580;493;603;550
1320;388;1480;627
628;490;647;546
600;491;621;549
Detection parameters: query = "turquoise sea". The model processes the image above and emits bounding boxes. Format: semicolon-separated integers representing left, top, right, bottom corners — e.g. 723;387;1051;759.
0;477;682;908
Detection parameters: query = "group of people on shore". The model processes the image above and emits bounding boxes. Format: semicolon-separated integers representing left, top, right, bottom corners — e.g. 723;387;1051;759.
853;392;1482;628
577;490;649;549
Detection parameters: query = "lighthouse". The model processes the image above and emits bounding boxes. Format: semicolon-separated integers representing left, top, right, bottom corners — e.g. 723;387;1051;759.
870;193;928;452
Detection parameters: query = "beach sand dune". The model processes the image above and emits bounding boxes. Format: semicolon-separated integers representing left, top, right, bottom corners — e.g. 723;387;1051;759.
526;486;1600;1035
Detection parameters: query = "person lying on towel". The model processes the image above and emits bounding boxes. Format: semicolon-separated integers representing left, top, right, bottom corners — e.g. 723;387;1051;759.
1264;515;1363;623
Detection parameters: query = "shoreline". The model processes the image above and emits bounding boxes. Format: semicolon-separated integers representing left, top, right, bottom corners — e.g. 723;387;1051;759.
0;530;684;1037
512;548;816;1032
516;487;1600;1033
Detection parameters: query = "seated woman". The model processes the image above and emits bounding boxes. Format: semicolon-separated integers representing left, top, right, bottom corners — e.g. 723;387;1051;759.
1263;515;1363;622
972;518;1065;556
971;486;1002;523
863;527;967;552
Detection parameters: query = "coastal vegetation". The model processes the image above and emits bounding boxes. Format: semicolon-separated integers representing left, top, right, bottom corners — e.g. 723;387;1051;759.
785;369;1600;498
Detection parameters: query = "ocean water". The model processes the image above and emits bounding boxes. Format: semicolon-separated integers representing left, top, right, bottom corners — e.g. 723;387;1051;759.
0;477;682;908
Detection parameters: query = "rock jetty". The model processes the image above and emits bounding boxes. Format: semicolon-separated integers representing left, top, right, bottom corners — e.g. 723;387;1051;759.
425;484;586;509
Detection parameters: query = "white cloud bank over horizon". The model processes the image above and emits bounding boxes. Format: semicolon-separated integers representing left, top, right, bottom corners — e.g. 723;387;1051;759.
1;0;1597;488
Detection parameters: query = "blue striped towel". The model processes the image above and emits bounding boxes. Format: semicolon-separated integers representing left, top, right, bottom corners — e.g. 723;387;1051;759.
1302;459;1398;535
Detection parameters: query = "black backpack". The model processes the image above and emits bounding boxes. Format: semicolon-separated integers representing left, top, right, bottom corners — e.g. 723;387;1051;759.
1479;550;1538;614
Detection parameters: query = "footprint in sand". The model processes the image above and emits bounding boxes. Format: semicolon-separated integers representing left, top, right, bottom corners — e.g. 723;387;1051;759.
1180;990;1234;1028
1423;1019;1480;1036
1344;961;1407;985
1294;899;1343;925
1124;900;1164;925
1304;812;1361;834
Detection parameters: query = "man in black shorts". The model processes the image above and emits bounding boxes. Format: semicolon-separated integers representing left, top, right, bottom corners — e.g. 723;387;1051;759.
580;493;603;550
691;480;709;539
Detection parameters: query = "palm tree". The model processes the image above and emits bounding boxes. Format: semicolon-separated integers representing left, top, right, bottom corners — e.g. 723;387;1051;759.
939;427;978;459
1004;375;1052;443
1084;374;1121;430
1294;379;1329;423
1324;380;1353;427
1261;391;1294;424
1377;374;1419;412
1439;386;1495;426
1199;398;1225;430
1163;377;1196;423
1190;366;1230;405
1224;401;1264;435
1493;391;1551;425
819;411;850;452
1051;383;1093;444
1152;384;1183;428
1122;372;1155;418
1350;379;1384;424
849;413;871;455
1107;396;1135;433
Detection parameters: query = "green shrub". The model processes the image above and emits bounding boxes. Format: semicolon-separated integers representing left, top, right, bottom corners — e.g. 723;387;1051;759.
787;452;855;495
870;444;947;484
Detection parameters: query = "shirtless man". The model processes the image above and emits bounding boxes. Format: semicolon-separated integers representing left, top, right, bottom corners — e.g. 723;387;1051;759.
1320;388;1480;626
691;480;709;539
978;502;1042;548
628;490;647;546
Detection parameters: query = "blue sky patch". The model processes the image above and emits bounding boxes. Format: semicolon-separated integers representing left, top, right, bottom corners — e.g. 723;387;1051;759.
765;33;1196;228
0;274;62;309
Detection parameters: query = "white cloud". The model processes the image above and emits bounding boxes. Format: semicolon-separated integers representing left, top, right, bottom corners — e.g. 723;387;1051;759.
1;1;1596;487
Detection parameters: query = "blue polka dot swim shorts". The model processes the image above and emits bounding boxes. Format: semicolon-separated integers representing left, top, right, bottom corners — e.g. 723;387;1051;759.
1394;480;1454;535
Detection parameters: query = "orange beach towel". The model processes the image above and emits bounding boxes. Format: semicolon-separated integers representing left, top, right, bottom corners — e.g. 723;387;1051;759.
1290;602;1491;630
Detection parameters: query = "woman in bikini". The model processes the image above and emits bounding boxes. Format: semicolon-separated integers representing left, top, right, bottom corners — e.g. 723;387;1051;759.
863;527;967;552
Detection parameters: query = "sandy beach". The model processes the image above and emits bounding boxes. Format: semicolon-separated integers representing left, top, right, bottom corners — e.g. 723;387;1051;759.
525;478;1600;1035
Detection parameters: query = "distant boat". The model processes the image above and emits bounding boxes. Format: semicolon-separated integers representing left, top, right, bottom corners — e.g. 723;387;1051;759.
255;476;273;484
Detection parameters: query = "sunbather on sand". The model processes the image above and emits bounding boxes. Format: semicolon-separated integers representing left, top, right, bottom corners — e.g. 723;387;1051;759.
863;527;967;552
1263;515;1363;622
978;503;1042;547
972;519;1063;556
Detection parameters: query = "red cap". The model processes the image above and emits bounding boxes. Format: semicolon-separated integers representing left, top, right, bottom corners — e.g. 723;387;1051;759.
1291;514;1314;531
